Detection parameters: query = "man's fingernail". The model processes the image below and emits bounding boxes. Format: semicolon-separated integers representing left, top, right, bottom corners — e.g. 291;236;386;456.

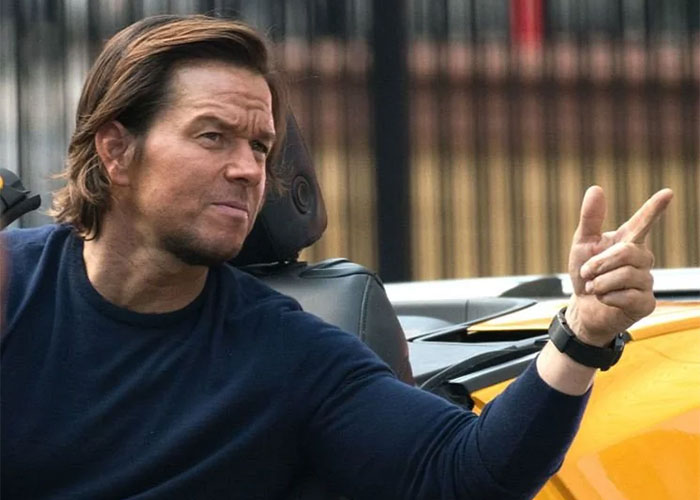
585;281;594;294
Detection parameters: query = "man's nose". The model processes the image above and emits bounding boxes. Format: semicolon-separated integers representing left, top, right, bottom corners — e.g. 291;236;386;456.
223;139;265;186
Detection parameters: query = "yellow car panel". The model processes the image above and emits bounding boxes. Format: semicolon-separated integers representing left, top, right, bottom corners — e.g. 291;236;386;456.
470;301;700;500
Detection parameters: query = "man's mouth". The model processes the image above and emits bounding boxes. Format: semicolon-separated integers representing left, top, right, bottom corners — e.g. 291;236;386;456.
211;201;249;219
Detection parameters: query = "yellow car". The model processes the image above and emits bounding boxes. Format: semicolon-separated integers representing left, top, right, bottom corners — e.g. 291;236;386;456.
387;271;700;500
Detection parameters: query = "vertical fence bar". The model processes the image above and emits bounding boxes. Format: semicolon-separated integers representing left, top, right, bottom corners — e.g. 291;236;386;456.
303;0;321;259
542;4;562;273
682;0;700;265
436;0;454;279
644;0;665;264
471;0;491;276
612;0;629;223
371;0;411;281
506;7;522;276
0;0;19;175
576;1;595;191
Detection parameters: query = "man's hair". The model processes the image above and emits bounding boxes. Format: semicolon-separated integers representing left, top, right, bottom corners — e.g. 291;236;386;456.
52;14;287;239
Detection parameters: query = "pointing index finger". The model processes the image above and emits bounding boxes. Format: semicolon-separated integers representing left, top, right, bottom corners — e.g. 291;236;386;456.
619;188;674;243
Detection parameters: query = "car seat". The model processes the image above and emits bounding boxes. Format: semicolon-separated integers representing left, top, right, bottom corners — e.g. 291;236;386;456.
0;168;41;229
231;112;413;386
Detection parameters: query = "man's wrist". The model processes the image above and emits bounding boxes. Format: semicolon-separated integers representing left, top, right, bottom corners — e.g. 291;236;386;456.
553;307;627;371
564;302;616;347
536;342;596;396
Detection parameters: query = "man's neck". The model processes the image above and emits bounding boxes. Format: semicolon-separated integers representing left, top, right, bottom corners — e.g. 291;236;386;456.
82;221;208;314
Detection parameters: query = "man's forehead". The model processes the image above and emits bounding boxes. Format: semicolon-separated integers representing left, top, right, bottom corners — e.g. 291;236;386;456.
168;61;273;114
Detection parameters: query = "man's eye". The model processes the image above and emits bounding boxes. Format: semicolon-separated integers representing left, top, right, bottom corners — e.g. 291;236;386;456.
251;140;270;156
199;132;222;144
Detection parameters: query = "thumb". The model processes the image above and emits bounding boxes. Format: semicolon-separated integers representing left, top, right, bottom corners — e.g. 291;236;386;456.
575;186;607;242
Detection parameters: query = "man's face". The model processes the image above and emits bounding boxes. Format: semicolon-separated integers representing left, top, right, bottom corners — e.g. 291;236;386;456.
123;61;275;266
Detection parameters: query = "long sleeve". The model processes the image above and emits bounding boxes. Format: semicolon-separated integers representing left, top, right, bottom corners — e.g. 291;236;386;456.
285;309;589;499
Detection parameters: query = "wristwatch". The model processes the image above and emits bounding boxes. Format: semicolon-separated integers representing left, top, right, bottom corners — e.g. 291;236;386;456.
548;307;629;371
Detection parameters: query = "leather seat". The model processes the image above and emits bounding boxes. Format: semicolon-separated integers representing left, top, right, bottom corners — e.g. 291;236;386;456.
231;112;413;386
243;259;414;384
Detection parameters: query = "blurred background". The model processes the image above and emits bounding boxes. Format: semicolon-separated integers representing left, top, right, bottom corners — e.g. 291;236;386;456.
1;0;698;282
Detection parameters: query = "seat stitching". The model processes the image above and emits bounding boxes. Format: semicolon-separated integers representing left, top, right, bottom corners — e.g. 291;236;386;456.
358;276;373;342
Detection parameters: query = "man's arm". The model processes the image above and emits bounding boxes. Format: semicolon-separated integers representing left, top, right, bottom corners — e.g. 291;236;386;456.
292;316;589;499
295;187;674;499
536;186;673;395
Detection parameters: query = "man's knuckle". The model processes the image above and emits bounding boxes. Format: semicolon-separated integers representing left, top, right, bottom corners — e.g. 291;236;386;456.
620;242;636;259
617;266;636;283
646;250;655;268
641;297;656;317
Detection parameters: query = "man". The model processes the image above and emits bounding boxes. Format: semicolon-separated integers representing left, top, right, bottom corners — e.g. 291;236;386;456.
1;14;673;500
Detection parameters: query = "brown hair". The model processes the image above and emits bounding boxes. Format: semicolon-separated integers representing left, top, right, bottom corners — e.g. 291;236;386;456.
52;14;287;239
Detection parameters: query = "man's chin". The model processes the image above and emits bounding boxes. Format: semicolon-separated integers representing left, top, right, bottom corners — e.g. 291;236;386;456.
162;234;242;267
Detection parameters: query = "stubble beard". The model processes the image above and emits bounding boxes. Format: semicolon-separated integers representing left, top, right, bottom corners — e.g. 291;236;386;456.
158;199;262;267
161;231;243;267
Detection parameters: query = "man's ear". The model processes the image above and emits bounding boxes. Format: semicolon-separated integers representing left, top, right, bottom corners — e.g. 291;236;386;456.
95;121;136;187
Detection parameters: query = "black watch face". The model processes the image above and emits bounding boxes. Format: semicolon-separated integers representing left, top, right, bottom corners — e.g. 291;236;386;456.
549;310;625;370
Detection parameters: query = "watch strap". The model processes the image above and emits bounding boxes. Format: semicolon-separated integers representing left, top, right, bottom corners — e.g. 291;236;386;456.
549;307;628;371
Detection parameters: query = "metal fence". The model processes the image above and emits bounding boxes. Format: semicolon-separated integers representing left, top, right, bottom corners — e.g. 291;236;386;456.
1;0;698;281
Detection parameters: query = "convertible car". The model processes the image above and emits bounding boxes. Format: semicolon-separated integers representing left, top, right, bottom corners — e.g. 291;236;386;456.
2;114;698;500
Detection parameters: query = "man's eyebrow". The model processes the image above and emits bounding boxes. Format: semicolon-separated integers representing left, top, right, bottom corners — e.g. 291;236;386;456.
189;114;276;142
188;114;235;132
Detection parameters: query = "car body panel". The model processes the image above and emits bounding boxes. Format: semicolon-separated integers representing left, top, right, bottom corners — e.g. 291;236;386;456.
468;299;700;341
468;300;700;500
385;268;698;304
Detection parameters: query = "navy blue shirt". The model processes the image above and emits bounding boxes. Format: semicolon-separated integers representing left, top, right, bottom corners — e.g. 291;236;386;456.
1;225;589;499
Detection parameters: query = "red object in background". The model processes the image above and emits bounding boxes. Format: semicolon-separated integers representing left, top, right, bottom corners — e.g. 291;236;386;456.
511;0;543;47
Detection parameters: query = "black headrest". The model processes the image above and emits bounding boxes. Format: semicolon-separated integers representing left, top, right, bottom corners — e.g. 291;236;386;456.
0;168;42;229
230;113;327;266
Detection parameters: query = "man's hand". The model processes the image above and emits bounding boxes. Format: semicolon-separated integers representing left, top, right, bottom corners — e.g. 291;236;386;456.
565;186;674;346
537;186;673;395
